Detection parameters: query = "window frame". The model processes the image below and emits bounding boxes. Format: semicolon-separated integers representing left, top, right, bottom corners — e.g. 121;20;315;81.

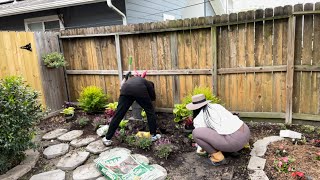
24;15;65;31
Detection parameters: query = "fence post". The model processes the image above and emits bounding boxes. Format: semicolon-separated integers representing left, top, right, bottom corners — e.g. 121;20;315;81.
170;32;180;104
211;27;218;95
285;16;296;124
115;34;123;83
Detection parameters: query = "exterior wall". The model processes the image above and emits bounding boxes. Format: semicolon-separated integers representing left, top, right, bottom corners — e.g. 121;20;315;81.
205;0;215;16
125;0;187;24
231;0;319;12
0;1;125;31
182;0;215;18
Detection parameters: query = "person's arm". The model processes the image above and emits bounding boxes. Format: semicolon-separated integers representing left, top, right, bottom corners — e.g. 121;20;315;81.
145;80;156;101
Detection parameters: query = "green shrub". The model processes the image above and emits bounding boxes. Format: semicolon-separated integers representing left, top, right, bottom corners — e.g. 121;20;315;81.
0;76;44;174
42;52;66;68
76;117;89;127
173;86;221;123
183;86;221;105
78;86;108;113
136;137;152;150
60;107;75;116
154;138;173;159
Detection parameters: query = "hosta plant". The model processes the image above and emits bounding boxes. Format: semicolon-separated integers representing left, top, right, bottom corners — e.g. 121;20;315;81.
61;107;75;116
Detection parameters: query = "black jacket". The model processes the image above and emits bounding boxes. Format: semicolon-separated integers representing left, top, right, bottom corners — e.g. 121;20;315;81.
120;77;156;101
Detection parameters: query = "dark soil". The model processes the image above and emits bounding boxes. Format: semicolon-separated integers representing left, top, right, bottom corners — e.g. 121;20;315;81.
24;110;320;179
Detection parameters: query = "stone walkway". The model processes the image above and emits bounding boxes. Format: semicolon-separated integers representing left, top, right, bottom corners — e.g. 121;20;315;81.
22;129;166;180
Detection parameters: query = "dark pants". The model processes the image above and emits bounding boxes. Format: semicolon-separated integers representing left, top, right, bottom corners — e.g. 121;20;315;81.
105;95;157;140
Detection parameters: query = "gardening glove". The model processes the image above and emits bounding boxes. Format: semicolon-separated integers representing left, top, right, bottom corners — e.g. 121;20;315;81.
210;151;225;162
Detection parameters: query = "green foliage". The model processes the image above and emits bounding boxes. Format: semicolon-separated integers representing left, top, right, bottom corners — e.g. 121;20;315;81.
136;137;152;150
60;107;75;116
302;125;315;133
92;117;106;130
274;157;295;173
76;117;89;127
173;104;192;123
183;86;221;105
106;102;118;111
119;120;129;129
116;129;127;143
125;135;136;147
78;86;108;113
0;76;44;174
141;110;146;119
173;86;221;123
188;133;193;140
42;52;66;68
155;145;173;159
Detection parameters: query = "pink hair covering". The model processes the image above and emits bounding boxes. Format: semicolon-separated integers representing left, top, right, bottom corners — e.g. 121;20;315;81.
134;69;148;78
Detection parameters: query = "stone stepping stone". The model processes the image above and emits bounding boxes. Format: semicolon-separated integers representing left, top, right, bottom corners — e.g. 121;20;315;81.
73;163;102;180
43;143;69;159
132;154;149;164
41;140;60;148
42;129;68;140
99;147;131;158
86;140;110;154
96;177;107;180
58;130;83;142
30;169;65;180
70;136;98;148
56;151;90;171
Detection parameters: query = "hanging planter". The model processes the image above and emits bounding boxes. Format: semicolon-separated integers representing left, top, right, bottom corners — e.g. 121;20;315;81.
42;52;66;68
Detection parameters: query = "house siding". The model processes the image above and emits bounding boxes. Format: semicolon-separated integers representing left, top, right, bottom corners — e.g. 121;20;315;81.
0;1;125;31
125;0;187;24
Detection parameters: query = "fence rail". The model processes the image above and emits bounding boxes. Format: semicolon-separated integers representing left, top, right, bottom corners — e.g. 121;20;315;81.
57;3;320;123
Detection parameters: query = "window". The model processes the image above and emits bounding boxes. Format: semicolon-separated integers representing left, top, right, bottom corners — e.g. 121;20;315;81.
24;15;64;32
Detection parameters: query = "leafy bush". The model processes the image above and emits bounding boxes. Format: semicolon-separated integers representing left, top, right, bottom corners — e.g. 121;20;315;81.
92;116;106;130
42;52;66;68
76;117;89;127
78;86;108;113
0;76;44;174
136;137;152;150
173;86;221;123
155;138;173;159
183;86;221;104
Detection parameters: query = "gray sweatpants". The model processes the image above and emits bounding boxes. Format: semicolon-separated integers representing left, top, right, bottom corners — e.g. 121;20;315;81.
192;124;250;154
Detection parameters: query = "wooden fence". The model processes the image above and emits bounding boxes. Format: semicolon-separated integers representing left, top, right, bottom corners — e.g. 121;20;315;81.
0;31;67;112
60;3;320;123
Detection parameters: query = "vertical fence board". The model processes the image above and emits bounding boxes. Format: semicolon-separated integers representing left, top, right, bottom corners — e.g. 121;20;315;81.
314;3;320;114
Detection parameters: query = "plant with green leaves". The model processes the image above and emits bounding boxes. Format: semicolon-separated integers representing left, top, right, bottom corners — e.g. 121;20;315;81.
77;117;90;127
141;110;146;119
125;135;136;147
155;138;173;159
42;52;66;68
119;120;129;129
106;102;118;111
78;86;108;113
173;86;221;123
60;107;75;116
188;133;193;140
136;137;152;150
0;76;45;174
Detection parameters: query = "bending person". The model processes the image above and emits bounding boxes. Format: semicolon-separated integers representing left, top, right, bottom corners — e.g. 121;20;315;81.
102;72;160;146
186;94;250;166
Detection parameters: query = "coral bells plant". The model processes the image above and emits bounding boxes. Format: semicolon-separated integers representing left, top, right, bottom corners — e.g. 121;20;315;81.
105;102;118;118
274;156;295;173
291;171;305;180
184;117;194;130
154;138;173;159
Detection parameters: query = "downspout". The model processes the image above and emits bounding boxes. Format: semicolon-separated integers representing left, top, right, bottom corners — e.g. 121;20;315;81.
106;0;127;25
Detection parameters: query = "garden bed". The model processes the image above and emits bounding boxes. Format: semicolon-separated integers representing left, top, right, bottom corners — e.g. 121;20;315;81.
19;110;320;180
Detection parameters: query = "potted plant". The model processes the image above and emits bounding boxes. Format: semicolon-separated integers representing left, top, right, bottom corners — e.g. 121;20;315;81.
42;52;66;68
61;107;75;120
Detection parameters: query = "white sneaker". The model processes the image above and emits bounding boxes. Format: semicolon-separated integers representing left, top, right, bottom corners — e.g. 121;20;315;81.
102;137;112;146
151;134;161;142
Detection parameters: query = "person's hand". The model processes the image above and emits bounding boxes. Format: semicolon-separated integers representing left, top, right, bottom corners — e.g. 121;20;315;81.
125;71;131;80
